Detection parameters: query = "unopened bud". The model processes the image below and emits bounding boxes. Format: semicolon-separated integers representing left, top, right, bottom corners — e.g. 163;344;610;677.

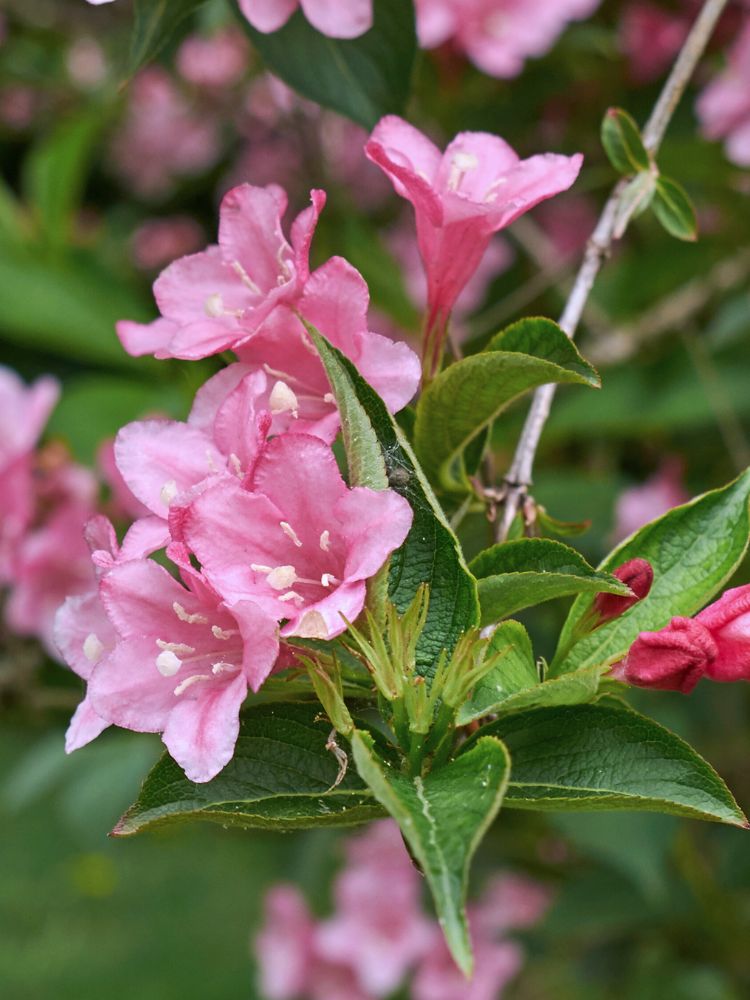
594;558;654;625
614;616;716;694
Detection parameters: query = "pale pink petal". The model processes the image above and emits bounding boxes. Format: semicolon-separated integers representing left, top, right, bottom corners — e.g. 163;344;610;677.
238;0;298;33
65;695;110;753
154;245;248;324
119;516;171;560
483;152;584;230
232;599;280;691
290;189;327;282
365;116;444;224
54;590;116;680
116;317;180;358
99;558;200;640
351;330;420;412
436;131;519;199
189;363;255;432
300;0;372;38
217;184;291;293
115;420;225;517
280;580;366;640
89;636;178;733
162;670;248;783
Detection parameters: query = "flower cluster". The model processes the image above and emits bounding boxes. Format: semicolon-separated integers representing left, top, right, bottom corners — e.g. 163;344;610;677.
254;820;551;1000
54;179;419;784
697;17;750;169
617;583;750;694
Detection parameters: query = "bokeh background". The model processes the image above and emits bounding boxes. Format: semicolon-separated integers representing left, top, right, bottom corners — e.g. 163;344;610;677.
2;0;750;997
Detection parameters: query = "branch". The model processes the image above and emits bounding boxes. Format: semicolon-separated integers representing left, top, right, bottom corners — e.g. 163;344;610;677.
496;0;730;541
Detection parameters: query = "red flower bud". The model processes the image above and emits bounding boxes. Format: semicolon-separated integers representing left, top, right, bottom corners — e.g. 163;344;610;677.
696;584;750;682
618;616;716;694
594;558;654;625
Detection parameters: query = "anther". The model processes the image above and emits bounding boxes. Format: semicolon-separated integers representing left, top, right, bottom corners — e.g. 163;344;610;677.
83;633;104;663
279;591;304;603
266;565;298;590
211;625;236;640
211;662;241;675
269;380;299;418
319;530;331;551
280;521;303;547
156;650;183;677
230;260;262;295
173;602;209;624
320;573;338;588
160;480;178;505
156;639;195;656
174;673;211;696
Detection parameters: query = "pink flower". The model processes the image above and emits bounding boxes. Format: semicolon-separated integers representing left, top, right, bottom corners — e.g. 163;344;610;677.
413;919;523;1000
109;68;221;200
472;874;553;934
97;439;152;521
415;0;601;79
176;29;249;89
84;553;279;782
0;367;59;581
697;585;750;683
612;459;689;543
619;3;689;83
130;216;205;271
315;821;433;995
254;886;372;1000
617;616;717;694
117;184;325;360
366;116;582;376
238;0;373;39
592;558;654;626
181;434;413;641
113;368;271;521
697;20;750;168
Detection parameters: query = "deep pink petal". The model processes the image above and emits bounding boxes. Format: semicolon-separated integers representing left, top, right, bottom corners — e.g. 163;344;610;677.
290;189;326;283
351;329;420;412
162;670;248;783
337;487;412;580
229;599;280;692
435;131;519;198
365;116;444;225
280;580;367;640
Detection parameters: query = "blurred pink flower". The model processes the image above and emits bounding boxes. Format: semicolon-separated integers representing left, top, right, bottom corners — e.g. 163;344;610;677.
66;37;108;88
366;115;582;376
315;821;433;995
697;19;750;168
130;216;205;271
110;67;222;199
413;922;523;1000
177;29;250;89
181;434;413;641
612;459;689;543
618;3;689;83
415;0;602;78
473;873;554;934
0;86;38;130
238;0;373;39
0;368;59;582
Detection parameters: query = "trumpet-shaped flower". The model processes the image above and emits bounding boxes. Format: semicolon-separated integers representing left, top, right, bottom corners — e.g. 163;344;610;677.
182;434;413;640
697;584;750;683
117;184;325;360
366;116;582;375
86;555;279;782
238;0;373;39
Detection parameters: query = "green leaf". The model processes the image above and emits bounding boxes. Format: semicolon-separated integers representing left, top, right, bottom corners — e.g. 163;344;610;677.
457;620;538;724
552;469;750;676
470;538;630;626
458;621;606;723
310;329;480;677
351;730;510;975
112;703;384;837
601;107;650;175
466;704;747;826
612;171;656;239
22;110;103;247
652;175;698;242
0;246;154;370
414;318;600;492
128;0;207;75
236;0;416;129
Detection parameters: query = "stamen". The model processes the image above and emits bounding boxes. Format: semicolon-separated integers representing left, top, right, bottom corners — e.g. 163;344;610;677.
269;380;299;418
231;260;262;295
206;449;217;473
204;293;243;318
483;176;508;204
251;563;274;574
280;521;303;547
160;480;178;505
212;625;237;640
267;565;297;590
173;602;209;625
83;633;104;664
320;573;339;588
279;590;304;603
212;662;241;675
156;639;196;656
323;393;335;404
295;610;329;639
447;150;479;192
229;453;243;477
319;530;331;551
174;673;211;696
157;650;183;677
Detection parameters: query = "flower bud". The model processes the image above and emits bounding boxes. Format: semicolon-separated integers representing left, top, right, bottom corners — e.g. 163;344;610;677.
593;558;654;625
616;616;716;693
696;584;750;683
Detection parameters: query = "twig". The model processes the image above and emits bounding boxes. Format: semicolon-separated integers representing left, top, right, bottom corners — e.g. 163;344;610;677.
496;0;730;541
